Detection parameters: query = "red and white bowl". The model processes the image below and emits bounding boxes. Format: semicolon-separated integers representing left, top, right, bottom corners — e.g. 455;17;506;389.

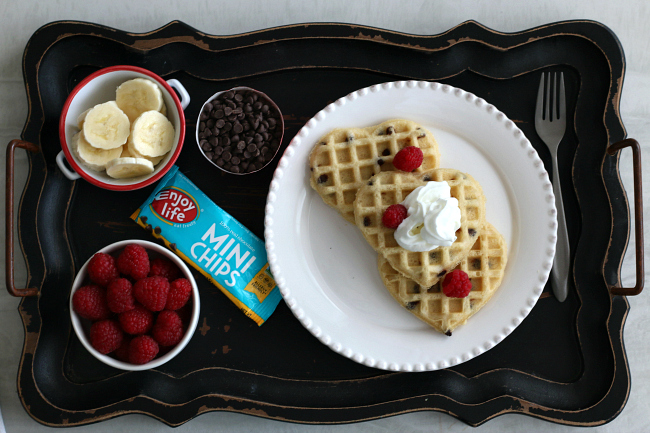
57;65;190;191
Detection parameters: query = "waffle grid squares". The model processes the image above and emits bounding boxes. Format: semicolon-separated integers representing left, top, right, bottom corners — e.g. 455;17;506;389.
378;222;507;334
355;168;486;287
309;119;441;223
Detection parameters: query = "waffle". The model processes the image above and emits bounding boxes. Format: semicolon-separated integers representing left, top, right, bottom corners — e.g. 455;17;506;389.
378;222;507;335
354;168;486;287
309;119;441;223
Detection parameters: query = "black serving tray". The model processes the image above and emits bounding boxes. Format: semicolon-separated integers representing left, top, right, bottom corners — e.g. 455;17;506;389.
8;20;634;427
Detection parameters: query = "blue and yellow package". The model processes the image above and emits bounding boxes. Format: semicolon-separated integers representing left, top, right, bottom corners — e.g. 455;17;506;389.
131;165;281;325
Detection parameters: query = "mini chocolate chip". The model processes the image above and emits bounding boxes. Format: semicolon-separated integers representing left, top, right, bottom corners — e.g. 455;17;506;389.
216;119;225;128
140;216;148;223
231;156;240;165
468;228;477;236
437;270;447;277
363;216;371;226
445;331;452;337
145;224;152;231
386;126;394;135
368;181;373;185
377;158;384;166
405;301;419;310
320;141;327;145
346;134;354;142
382;148;390;156
154;227;161;234
317;174;328;184
170;243;177;250
231;166;240;173
222;151;232;161
418;133;426;138
423;175;431;181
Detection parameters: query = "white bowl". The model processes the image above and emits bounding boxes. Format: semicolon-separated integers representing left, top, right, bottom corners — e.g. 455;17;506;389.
69;240;200;371
57;65;190;191
196;86;284;174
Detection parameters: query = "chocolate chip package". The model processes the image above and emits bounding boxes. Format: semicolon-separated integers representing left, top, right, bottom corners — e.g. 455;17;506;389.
131;165;281;325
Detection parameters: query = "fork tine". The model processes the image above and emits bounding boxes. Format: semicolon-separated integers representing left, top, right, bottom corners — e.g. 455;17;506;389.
558;72;566;119
536;72;545;119
546;72;553;121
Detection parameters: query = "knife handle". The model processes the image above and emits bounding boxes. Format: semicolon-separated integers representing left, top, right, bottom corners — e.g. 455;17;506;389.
607;138;644;296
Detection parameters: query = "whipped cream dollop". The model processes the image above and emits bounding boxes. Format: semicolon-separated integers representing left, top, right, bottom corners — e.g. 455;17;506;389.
394;181;461;252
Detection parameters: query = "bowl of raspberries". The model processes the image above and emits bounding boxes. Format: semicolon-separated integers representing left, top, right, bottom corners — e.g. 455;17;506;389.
69;240;200;370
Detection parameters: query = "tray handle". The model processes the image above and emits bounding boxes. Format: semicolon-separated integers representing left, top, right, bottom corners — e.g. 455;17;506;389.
607;138;644;296
6;139;39;297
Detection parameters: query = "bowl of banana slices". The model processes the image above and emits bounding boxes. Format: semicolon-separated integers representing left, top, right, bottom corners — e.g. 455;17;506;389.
57;65;190;191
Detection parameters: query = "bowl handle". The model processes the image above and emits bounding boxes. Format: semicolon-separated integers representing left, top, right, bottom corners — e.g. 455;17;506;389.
55;150;81;180
606;138;644;296
167;79;190;110
5;139;39;296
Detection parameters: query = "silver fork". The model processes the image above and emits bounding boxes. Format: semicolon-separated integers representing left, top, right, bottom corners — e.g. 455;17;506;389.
535;72;569;302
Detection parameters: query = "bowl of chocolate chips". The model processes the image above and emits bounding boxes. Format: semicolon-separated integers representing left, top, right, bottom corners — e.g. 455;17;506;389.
196;87;284;174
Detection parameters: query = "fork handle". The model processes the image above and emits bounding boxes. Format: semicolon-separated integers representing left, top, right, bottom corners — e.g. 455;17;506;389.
551;157;570;302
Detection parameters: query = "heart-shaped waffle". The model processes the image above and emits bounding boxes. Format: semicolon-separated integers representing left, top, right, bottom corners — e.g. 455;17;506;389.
377;222;507;335
354;168;486;287
309;119;440;223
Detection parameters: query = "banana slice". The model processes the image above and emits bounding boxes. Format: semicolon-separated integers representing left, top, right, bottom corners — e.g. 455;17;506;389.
130;110;175;157
76;108;91;129
127;135;165;165
83;101;131;150
116;78;165;122
71;131;122;172
105;157;154;179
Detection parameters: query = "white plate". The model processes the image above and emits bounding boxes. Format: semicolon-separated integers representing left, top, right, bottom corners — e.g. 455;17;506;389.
265;81;556;372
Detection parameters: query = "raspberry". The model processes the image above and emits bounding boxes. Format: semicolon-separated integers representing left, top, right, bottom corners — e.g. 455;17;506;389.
129;335;159;365
133;276;170;312
106;278;135;313
165;278;192;310
393;146;424;172
113;337;131;362
149;258;181;282
72;285;111;321
87;252;119;286
382;204;408;228
442;269;472;298
116;244;150;280
119;304;153;335
89;319;123;354
152;310;184;347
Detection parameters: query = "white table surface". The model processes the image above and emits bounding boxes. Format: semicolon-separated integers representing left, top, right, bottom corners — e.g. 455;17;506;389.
1;0;649;431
